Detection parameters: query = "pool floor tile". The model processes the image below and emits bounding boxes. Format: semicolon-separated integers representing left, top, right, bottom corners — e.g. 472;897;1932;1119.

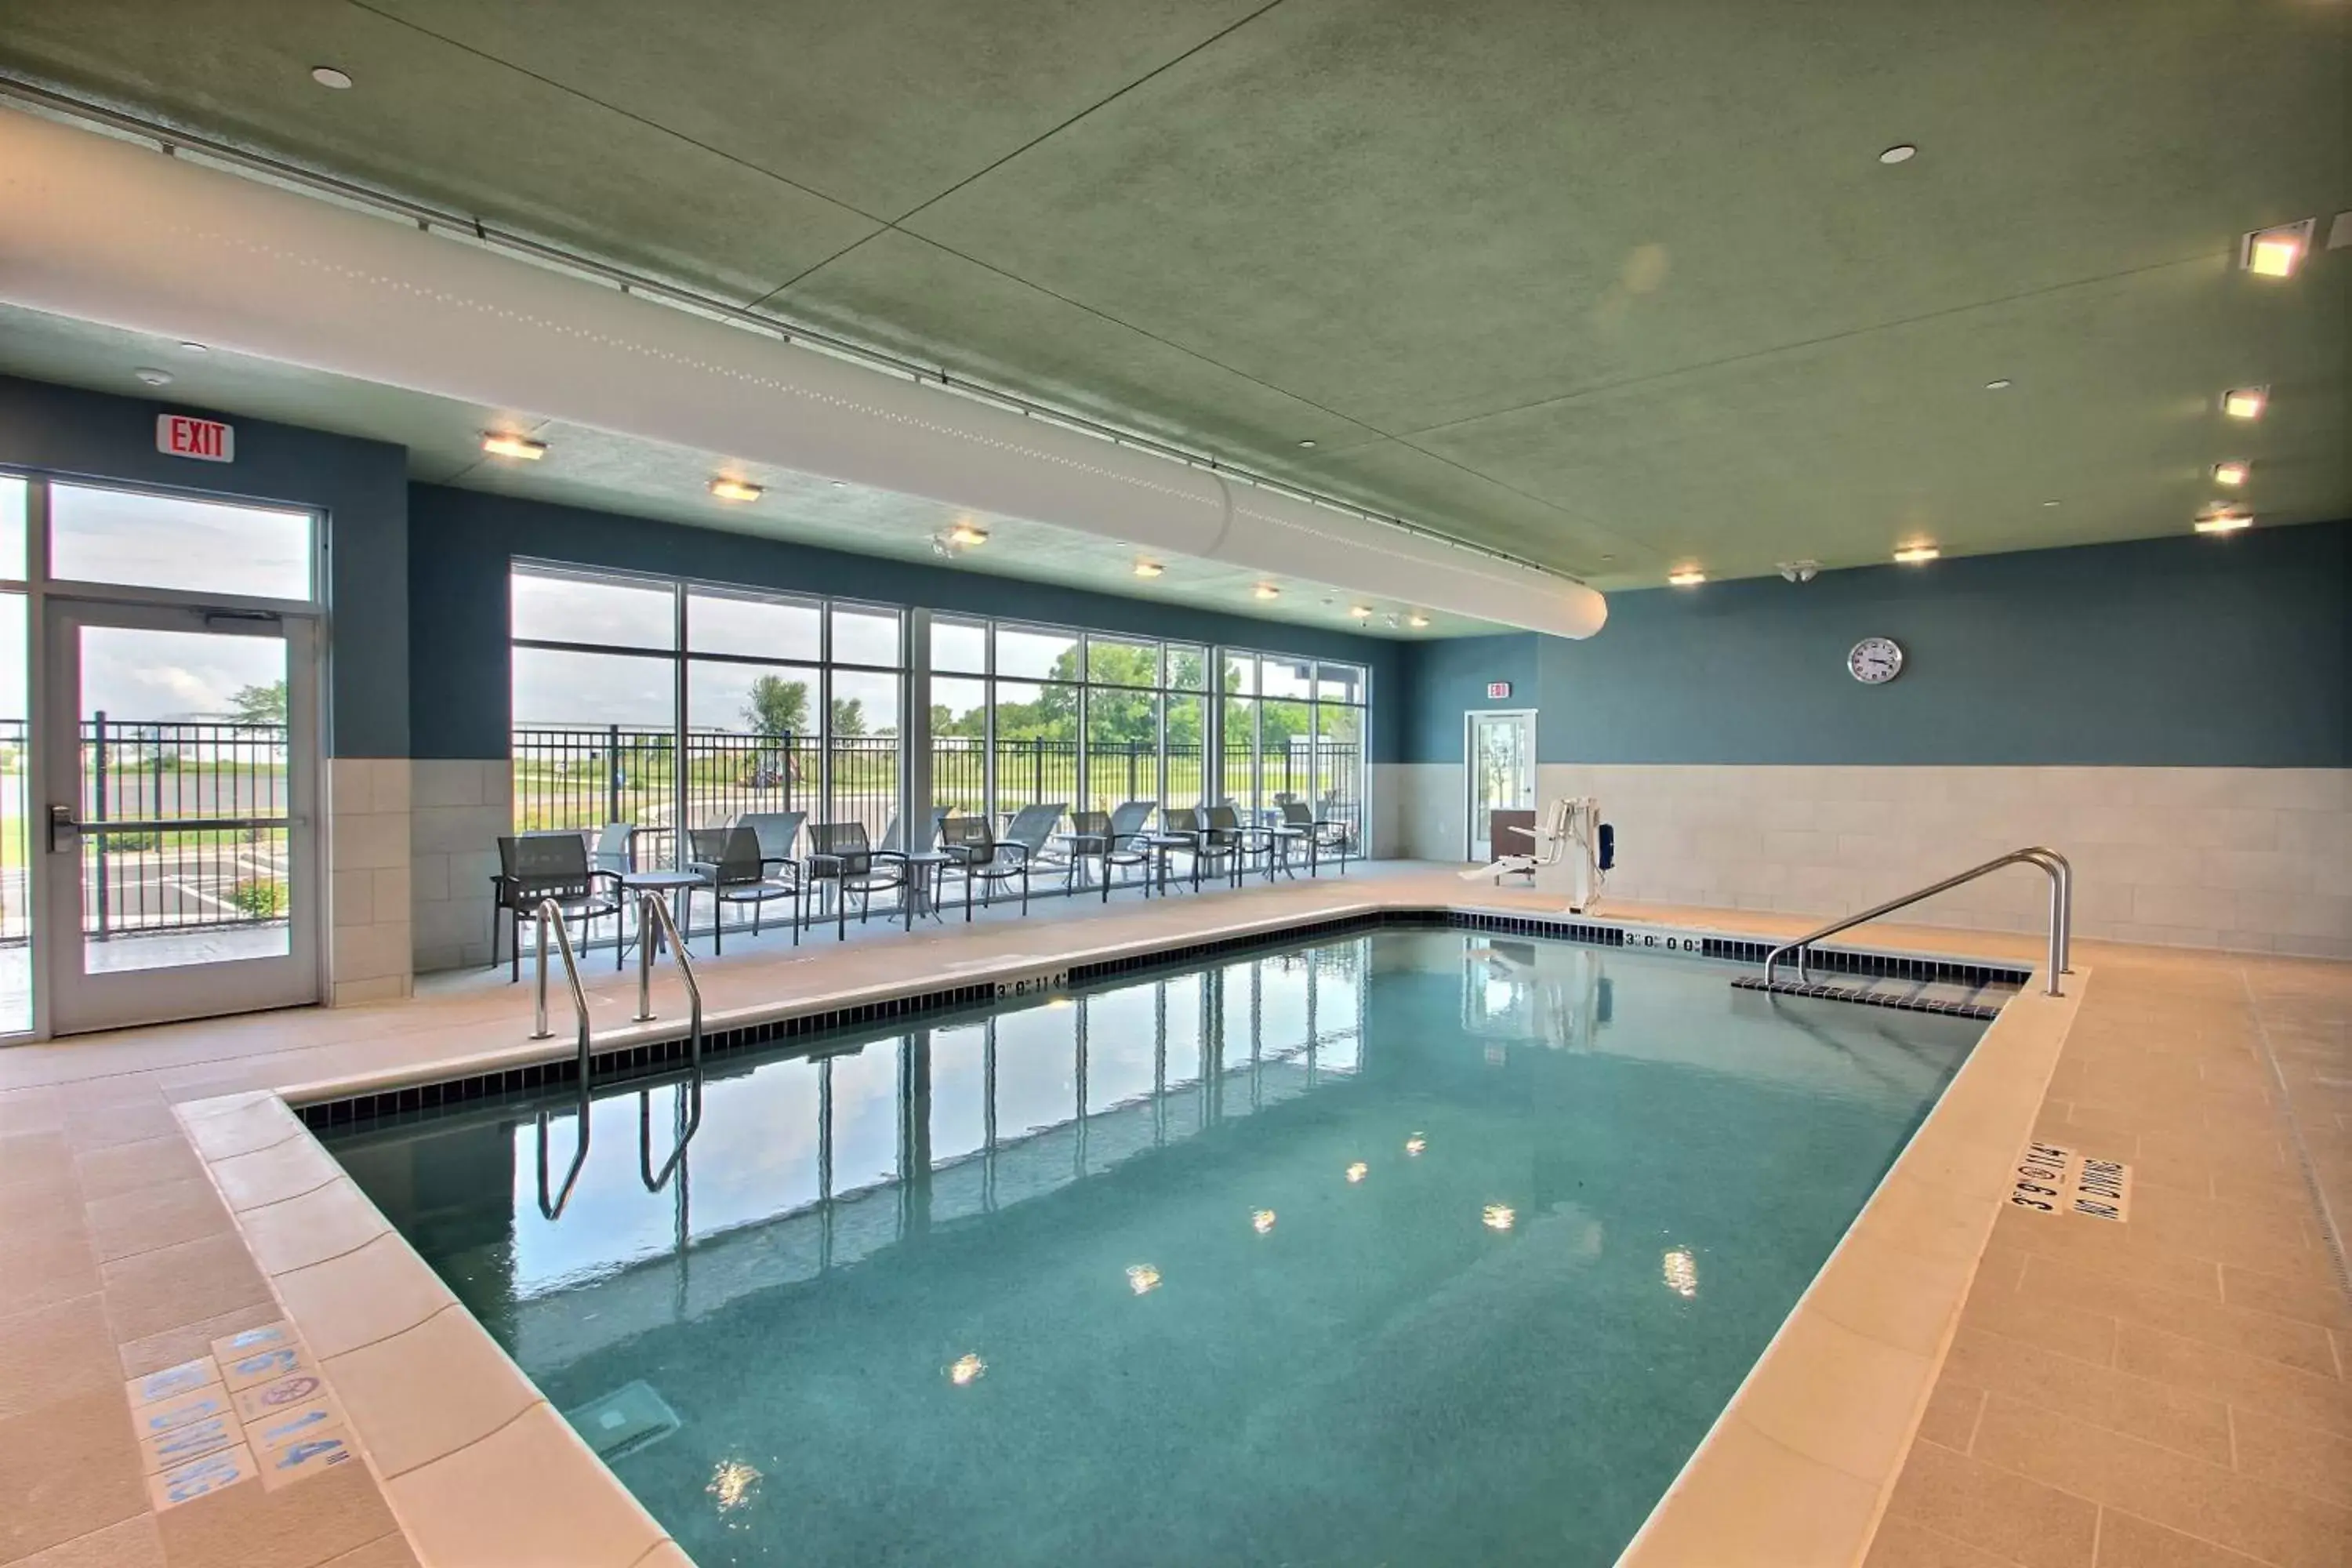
1878;1439;2098;1568
100;1234;273;1345
85;1177;238;1265
2226;1403;2352;1509
118;1301;289;1383
7;1513;168;1568
70;1135;205;1203
2092;1509;2270;1567
1862;1514;2036;1567
154;1456;401;1568
1938;1325;2233;1467
0;1388;151;1563
0;1295;122;1421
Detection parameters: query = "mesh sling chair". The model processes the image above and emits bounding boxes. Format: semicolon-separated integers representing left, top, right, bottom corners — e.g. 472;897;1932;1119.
494;832;625;982
688;826;802;952
939;815;1034;919
1207;803;1279;884
735;811;807;878
1066;808;1156;902
805;821;911;939
1153;807;1226;892
1279;800;1352;876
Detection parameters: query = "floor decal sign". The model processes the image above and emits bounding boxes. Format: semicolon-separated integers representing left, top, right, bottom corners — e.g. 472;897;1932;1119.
2008;1140;2132;1222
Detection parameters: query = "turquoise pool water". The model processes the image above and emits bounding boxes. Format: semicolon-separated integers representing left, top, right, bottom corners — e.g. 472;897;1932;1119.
328;928;1984;1566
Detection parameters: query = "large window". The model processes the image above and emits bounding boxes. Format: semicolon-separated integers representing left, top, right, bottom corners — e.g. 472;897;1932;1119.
513;561;1370;875
510;564;905;865
926;619;1362;835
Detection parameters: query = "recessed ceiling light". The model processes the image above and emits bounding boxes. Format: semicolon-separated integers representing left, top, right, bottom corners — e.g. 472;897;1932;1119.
1893;543;1940;564
176;341;208;354
1407;613;1430;628
2041;499;2061;508
2194;509;2252;535
310;66;353;89
2211;460;2249;487
2242;220;2314;279
481;432;546;460
1599;554;1616;562
1297;439;1317;448
1878;143;1918;165
1132;560;1164;578
1252;583;1280;601
1984;378;2012;390
1667;568;1706;586
829;479;848;488
708;477;764;503
133;367;172;387
1348;604;1374;619
947;521;989;547
2221;387;2267;419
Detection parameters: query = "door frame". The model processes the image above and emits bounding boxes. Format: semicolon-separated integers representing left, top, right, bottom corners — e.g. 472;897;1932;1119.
1463;708;1537;862
38;594;324;1035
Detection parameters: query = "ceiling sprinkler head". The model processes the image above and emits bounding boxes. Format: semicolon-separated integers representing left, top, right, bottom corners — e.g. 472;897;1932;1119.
1777;561;1820;584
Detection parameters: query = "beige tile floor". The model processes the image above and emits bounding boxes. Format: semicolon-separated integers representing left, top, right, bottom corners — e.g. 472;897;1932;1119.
0;864;2343;1566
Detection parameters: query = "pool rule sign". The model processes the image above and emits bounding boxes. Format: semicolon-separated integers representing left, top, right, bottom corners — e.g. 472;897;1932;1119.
2009;1140;2132;1222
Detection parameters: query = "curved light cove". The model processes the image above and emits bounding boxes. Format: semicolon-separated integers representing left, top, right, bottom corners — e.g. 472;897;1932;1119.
0;108;1606;639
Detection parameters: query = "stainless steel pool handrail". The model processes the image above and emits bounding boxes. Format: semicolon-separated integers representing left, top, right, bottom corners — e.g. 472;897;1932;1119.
1759;847;2072;998
634;892;705;1193
530;899;594;1219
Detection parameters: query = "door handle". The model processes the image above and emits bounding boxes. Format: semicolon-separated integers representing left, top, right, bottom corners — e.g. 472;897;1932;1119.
47;804;77;853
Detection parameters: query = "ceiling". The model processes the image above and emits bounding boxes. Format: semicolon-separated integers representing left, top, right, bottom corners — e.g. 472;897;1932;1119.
0;302;1501;637
0;0;2345;591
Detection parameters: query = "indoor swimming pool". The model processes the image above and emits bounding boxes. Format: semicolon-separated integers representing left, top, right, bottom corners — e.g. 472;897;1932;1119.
325;927;1989;1566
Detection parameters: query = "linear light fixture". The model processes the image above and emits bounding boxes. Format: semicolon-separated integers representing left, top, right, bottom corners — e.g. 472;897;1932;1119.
1893;544;1940;564
481;432;546;460
2221;387;2268;419
708;477;763;503
2242;220;2315;278
2211;460;2249;487
2194;509;2252;535
1667;568;1706;586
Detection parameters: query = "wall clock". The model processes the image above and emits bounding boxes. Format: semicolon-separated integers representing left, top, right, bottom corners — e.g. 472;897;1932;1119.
1847;636;1904;684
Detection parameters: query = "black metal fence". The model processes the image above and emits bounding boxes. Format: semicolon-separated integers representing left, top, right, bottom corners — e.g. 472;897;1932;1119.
513;728;902;862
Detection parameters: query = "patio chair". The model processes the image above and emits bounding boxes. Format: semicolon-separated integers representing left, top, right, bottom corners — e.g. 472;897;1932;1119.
1001;804;1069;882
1207;803;1277;884
736;811;806;877
1066;809;1155;902
1280;800;1352;875
590;822;636;876
1153;807;1224;892
494;833;625;982
805;821;911;939
940;815;1034;919
688;826;800;952
879;806;949;854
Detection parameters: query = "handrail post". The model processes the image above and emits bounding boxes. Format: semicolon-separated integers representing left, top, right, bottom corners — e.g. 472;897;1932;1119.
635;891;658;1022
531;907;554;1040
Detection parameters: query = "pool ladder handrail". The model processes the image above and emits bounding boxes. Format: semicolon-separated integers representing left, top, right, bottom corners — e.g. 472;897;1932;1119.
530;898;594;1219
528;891;708;1217
1758;847;2072;999
633;891;704;1195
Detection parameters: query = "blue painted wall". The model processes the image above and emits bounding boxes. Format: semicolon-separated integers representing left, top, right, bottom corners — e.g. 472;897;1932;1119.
409;484;1406;761
1394;632;1538;764
0;375;411;757
1398;521;2350;768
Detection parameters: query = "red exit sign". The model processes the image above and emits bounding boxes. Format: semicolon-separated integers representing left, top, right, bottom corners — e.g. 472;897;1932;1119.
1486;681;1512;699
156;414;234;463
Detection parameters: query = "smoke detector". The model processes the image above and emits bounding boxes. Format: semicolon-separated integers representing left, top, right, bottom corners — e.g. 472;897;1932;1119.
1777;561;1820;584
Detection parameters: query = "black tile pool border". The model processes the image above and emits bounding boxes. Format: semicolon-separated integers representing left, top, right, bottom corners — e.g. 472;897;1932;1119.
298;908;2032;1132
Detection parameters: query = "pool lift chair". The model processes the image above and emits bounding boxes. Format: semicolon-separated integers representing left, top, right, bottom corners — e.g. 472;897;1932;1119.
1461;796;1613;914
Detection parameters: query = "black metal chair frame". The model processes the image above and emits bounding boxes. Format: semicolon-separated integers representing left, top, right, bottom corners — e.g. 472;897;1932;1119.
688;826;802;953
805;822;912;940
1065;809;1156;902
940;815;1033;919
493;832;625;982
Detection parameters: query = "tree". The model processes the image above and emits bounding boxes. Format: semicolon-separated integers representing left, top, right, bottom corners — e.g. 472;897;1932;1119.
229;680;287;726
742;675;808;738
829;696;868;738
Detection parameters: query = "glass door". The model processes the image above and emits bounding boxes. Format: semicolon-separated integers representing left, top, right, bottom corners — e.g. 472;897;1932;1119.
42;601;319;1033
1466;710;1536;862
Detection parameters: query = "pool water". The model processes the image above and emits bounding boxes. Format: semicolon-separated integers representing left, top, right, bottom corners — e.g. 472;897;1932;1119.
328;928;1984;1566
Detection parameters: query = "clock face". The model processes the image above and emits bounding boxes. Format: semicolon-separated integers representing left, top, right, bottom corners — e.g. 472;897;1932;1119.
1848;637;1904;684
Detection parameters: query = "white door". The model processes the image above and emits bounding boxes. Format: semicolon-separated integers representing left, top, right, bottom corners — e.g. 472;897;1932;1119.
42;601;320;1033
1465;710;1536;862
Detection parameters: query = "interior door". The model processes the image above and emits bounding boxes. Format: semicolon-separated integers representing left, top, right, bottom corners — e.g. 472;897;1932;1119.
1465;710;1535;862
42;601;320;1033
